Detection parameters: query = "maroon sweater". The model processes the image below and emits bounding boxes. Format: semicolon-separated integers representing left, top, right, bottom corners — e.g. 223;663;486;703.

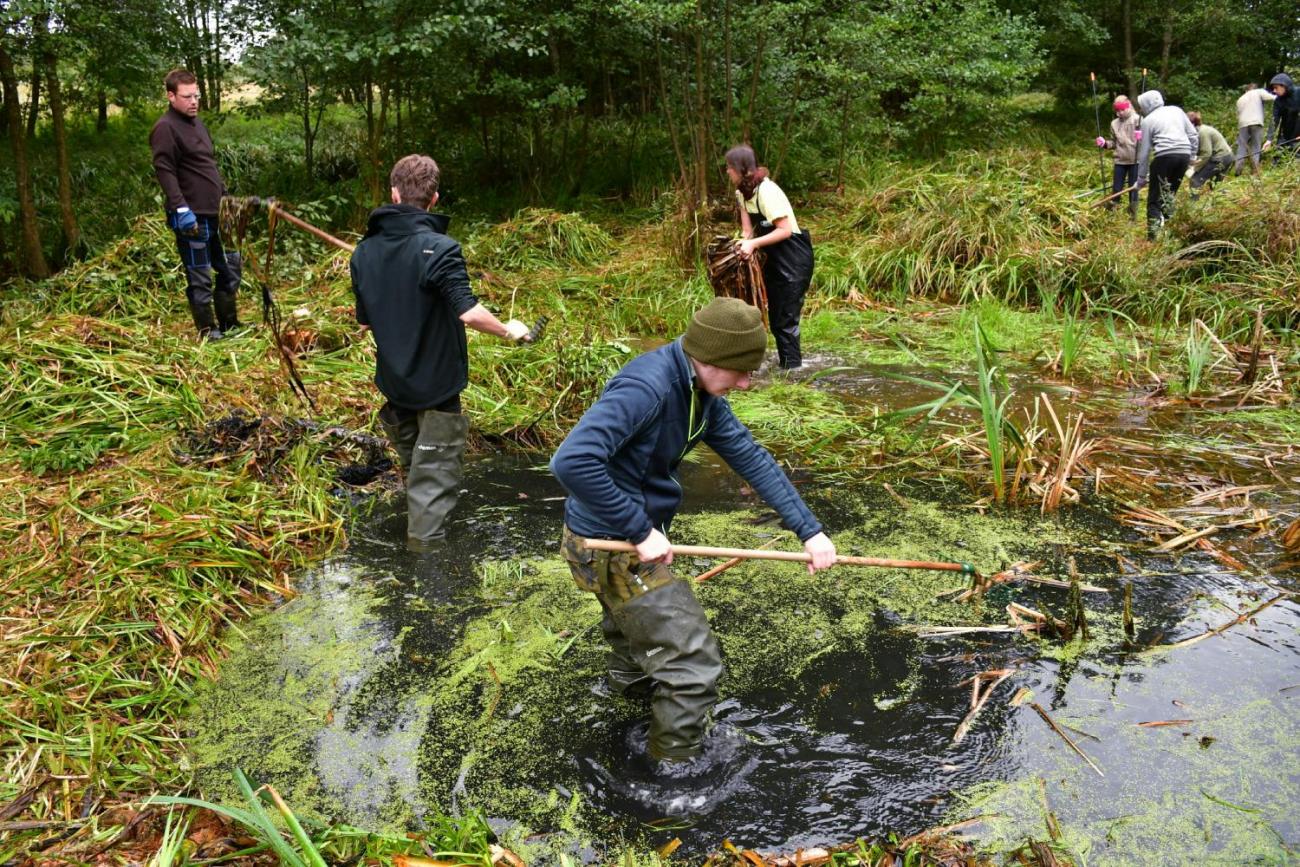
149;107;227;215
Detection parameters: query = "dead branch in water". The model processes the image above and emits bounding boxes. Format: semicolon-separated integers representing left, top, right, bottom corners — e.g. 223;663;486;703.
953;668;1016;743
1029;702;1104;777
1152;594;1285;652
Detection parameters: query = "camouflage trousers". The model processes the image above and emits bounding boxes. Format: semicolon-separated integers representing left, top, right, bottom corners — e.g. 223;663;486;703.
561;526;723;760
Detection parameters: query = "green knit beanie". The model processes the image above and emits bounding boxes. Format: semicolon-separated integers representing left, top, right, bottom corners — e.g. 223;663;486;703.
682;297;767;371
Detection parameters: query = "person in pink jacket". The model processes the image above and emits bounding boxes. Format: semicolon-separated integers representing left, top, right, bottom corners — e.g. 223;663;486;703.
1096;95;1143;217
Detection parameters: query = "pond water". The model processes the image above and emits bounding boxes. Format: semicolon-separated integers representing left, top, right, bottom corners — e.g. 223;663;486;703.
188;364;1300;862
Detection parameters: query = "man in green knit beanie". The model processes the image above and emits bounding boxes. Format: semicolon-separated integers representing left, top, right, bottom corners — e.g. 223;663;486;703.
551;297;837;763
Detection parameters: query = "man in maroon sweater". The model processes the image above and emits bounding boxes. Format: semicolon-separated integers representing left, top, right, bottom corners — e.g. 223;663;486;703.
150;69;243;341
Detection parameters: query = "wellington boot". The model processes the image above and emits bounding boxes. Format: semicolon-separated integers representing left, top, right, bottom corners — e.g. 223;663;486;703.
599;604;656;699
405;410;469;550
213;290;244;334
187;297;223;341
612;579;723;761
378;402;419;476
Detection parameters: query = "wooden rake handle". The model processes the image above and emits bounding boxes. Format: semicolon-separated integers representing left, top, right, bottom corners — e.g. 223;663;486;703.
1091;184;1139;208
265;201;356;253
582;539;977;576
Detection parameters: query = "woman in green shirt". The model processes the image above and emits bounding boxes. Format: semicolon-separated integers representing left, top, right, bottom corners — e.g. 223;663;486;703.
725;144;814;369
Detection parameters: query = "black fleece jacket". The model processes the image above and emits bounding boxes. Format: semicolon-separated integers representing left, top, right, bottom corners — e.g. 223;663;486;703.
149;107;227;214
350;205;480;410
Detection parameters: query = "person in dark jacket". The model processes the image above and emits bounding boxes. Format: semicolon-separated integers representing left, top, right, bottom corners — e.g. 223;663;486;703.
726;145;814;370
1268;73;1299;154
351;154;531;552
551;298;837;762
150;69;243;341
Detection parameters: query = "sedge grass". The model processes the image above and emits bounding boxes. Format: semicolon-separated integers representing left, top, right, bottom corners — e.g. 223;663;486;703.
815;147;1299;333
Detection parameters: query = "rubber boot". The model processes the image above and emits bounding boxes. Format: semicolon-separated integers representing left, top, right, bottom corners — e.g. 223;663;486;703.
378;402;419;477
213;249;245;333
213;290;244;335
613;579;723;760
187;293;224;341
405;409;469;552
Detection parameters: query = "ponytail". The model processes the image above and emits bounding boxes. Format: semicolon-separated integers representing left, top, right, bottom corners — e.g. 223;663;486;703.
725;144;769;200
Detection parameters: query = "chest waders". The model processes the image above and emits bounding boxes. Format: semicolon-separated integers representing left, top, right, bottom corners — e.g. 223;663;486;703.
379;401;469;552
559;390;724;761
753;219;814;369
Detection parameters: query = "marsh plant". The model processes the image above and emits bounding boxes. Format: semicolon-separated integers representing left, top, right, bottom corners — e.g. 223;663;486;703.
886;322;1026;502
1183;321;1216;395
973;322;1023;502
1057;307;1084;377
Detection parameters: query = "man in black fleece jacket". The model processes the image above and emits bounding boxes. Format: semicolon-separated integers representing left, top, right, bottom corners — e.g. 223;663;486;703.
351;154;532;552
149;69;242;340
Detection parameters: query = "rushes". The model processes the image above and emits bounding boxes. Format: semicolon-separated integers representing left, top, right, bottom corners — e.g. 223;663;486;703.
465;207;615;270
817;148;1300;332
1183;320;1215;395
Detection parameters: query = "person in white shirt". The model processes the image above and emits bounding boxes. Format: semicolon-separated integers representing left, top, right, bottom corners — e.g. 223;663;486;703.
1234;83;1276;176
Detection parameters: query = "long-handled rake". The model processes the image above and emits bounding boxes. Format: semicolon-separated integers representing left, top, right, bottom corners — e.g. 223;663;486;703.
582;538;979;582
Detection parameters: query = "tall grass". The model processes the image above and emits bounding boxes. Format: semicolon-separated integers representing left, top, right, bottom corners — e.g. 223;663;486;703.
464;207;616;271
814;148;1300;333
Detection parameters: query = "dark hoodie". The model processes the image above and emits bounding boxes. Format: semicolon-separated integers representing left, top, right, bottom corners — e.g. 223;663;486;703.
1270;73;1299;142
350;204;480;410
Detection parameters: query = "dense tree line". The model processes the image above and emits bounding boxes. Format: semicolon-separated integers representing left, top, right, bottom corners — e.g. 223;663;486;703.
2;0;1297;277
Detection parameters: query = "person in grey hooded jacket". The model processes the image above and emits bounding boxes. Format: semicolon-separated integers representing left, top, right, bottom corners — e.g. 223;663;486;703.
1133;90;1199;240
1269;73;1299;153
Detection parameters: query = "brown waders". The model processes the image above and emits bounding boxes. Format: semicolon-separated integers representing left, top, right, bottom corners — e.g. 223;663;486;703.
562;527;723;760
379;399;469;552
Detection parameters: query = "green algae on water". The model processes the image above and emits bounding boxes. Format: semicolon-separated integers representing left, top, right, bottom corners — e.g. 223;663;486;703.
188;569;428;830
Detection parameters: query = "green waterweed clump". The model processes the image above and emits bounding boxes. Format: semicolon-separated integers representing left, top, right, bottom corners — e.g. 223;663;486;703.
189;492;1100;844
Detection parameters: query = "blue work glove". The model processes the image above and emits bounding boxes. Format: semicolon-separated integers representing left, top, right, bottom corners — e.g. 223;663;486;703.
168;207;200;237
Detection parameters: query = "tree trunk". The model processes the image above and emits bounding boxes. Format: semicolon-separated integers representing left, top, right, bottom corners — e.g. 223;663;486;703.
723;0;733;140
25;63;40;138
1122;0;1135;96
0;42;50;278
184;0;207;108
656;39;689;194
198;0;220;111
1159;18;1173;85
741;32;765;144
774;27;807;179
97;89;108;131
691;1;709;207
42;44;78;256
300;67;315;180
836;90;851;194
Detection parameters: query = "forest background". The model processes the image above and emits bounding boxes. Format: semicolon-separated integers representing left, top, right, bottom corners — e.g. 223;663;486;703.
2;0;1299;279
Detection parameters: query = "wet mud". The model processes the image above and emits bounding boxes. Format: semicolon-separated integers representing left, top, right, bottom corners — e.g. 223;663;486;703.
187;368;1300;861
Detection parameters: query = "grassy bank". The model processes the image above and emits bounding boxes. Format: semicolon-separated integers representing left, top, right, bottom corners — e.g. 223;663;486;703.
0;140;1296;861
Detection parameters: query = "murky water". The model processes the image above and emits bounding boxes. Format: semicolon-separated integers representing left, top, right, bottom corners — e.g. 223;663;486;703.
189;365;1300;861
